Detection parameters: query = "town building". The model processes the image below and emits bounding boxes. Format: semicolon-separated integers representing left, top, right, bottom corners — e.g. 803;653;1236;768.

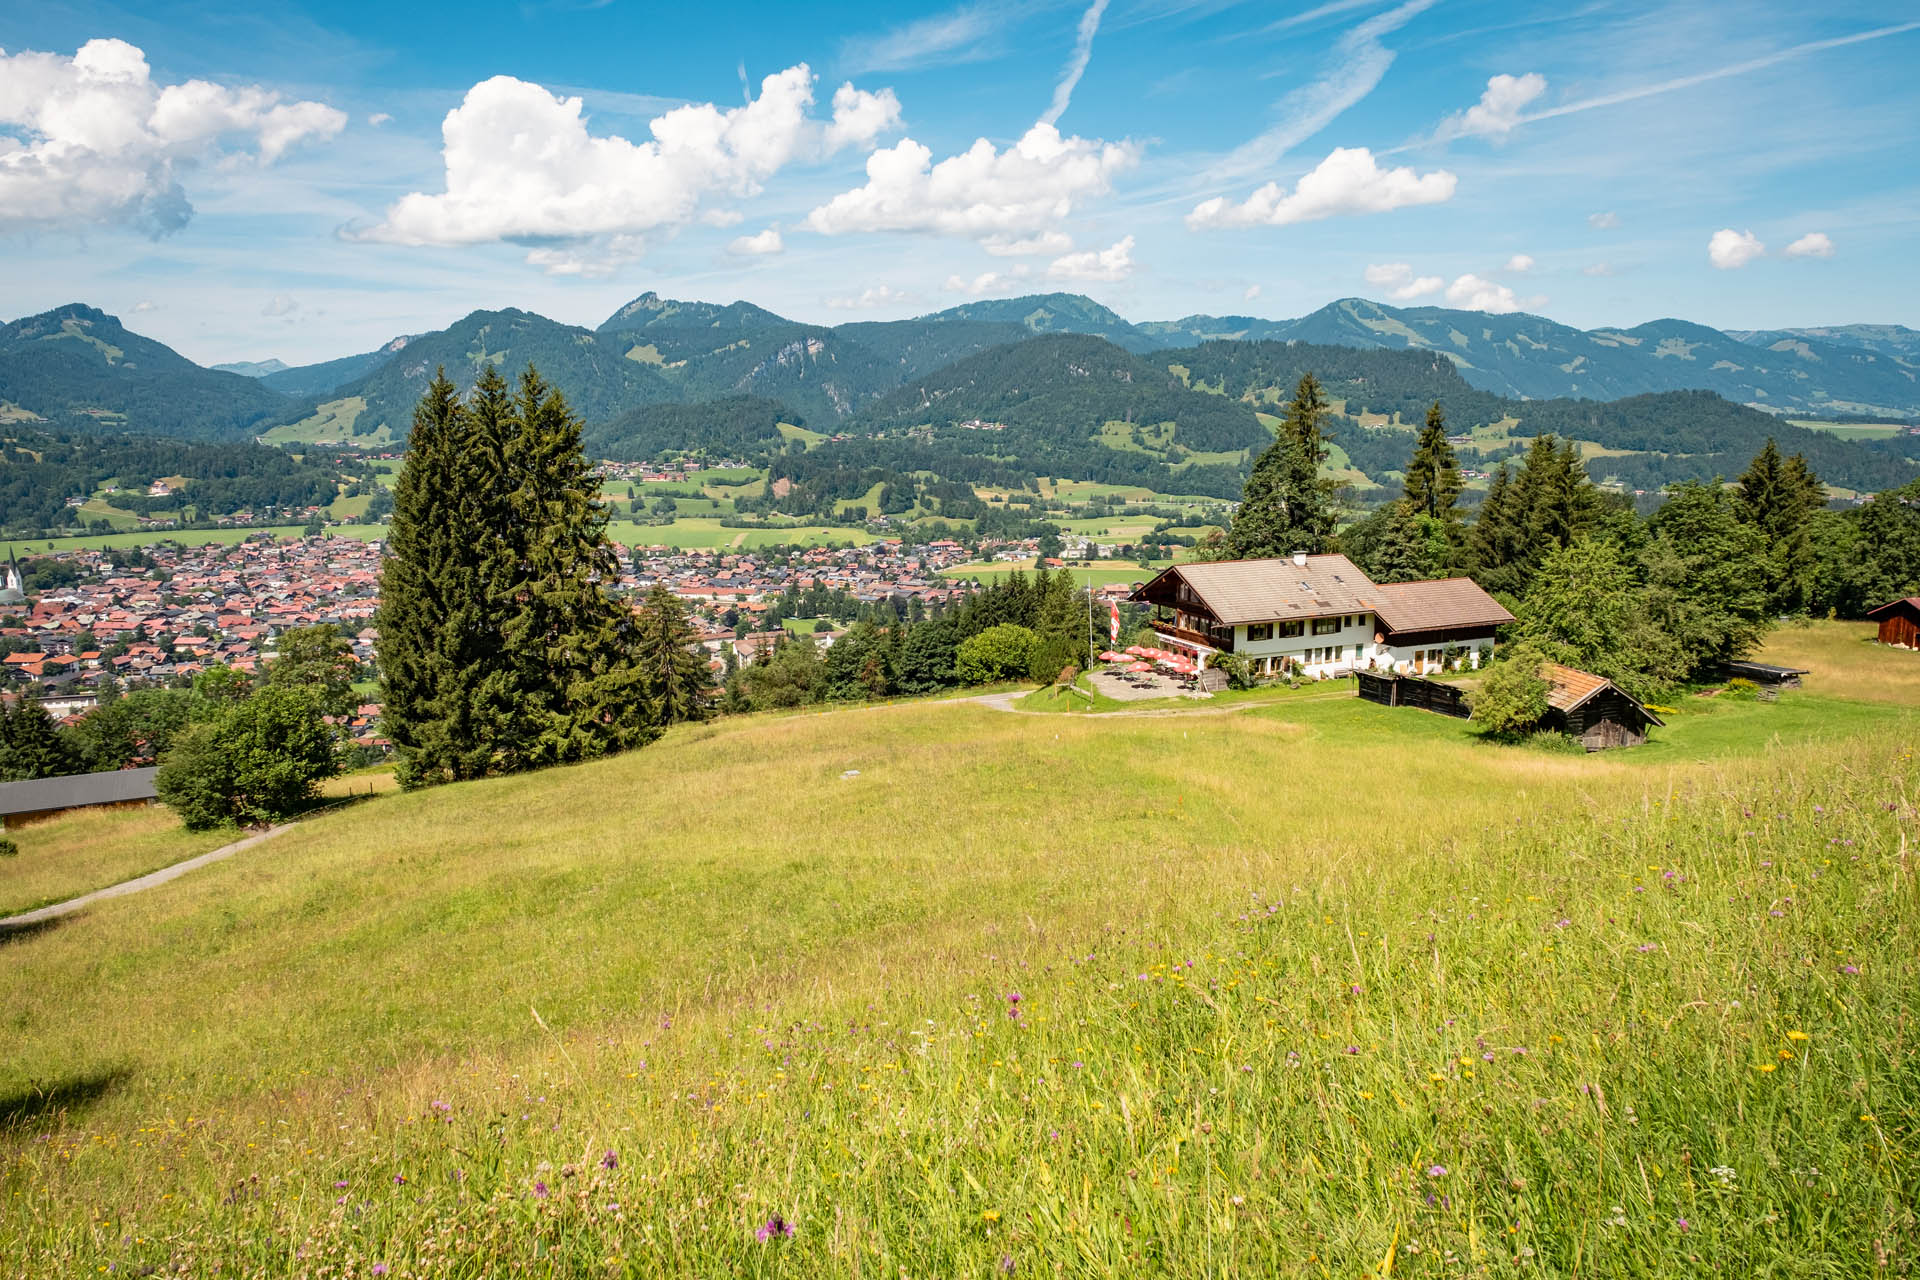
1128;552;1514;677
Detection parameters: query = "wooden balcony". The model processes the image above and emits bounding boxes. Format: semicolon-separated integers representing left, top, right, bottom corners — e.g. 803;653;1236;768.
1151;619;1233;653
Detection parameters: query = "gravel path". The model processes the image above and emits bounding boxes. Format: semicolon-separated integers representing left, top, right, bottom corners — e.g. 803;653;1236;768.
0;824;292;930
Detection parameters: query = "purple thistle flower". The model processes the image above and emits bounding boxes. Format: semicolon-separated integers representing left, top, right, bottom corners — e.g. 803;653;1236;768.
757;1213;796;1242
1426;1165;1447;1178
392;1174;405;1186
371;1266;387;1277
1840;964;1860;975
601;1150;619;1170
533;1180;549;1199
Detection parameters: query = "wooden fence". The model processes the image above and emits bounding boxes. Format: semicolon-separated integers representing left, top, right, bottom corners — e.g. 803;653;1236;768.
1355;671;1471;719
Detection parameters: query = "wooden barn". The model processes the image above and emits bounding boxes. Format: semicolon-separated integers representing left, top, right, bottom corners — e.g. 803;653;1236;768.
1540;664;1663;751
1723;660;1809;689
1867;597;1920;649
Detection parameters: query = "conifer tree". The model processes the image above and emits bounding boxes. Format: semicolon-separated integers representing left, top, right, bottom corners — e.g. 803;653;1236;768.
633;583;710;725
1368;502;1447;583
1222;372;1336;560
1403;401;1463;522
0;698;79;781
1735;440;1825;613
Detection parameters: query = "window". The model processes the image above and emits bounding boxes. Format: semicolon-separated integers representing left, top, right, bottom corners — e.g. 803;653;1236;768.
1278;620;1304;638
1246;623;1273;641
1311;617;1339;635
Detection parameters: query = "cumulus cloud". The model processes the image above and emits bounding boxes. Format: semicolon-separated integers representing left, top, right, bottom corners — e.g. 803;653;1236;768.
728;226;784;256
1708;227;1765;269
1588;211;1620;229
827;284;918;309
1505;253;1535;273
358;64;897;268
130;300;158;313
807;122;1139;242
1047;234;1134;282
1784;231;1834;259
824;83;903;151
1244;284;1262;302
1190;147;1455;229
1364;262;1443;301
983;230;1073;257
1444;273;1523;313
1443;72;1547;140
0;38;345;236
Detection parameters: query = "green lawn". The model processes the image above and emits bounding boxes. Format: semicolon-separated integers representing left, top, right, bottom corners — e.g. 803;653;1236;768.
3;627;1916;1274
941;559;1176;589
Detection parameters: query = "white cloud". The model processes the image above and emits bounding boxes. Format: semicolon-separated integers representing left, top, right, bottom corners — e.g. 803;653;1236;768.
358;64;896;266
1505;253;1535;273
1588;211;1620;229
983;230;1073;257
1047;234;1134;282
728;226;784;256
1244;284;1262;302
262;293;299;318
367;112;392;127
944;266;1032;296
1708;227;1765;270
130;300;158;313
1784;231;1834;259
525;234;645;278
1582;262;1614;277
1189;147;1456;229
1364;261;1443;301
1212;0;1438;185
842;2;1011;74
1041;0;1111;127
700;208;745;227
0;38;345;236
1444;273;1523;313
827;284;918;310
824;83;902;151
808;122;1140;242
1444;72;1547;140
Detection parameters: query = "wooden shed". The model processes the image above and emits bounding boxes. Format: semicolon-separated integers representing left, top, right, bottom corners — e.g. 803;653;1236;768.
1866;597;1920;649
1540;664;1663;751
1723;660;1808;689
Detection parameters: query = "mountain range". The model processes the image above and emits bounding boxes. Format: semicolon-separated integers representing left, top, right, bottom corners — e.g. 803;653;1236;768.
3;295;1916;457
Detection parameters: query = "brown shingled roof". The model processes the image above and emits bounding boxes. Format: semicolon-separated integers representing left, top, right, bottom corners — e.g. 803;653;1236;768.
1540;662;1664;725
1140;554;1379;624
1372;578;1515;635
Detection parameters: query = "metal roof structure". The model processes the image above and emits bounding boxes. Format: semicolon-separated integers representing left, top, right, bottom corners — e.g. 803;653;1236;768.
0;767;159;818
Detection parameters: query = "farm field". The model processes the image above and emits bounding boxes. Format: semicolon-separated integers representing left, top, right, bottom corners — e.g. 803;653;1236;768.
3;624;1914;1275
606;517;881;550
941;559;1176;588
1787;419;1913;440
15;523;387;553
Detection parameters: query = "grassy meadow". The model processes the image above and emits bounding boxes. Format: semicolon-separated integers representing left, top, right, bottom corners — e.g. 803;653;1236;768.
0;806;237;918
1;626;1916;1276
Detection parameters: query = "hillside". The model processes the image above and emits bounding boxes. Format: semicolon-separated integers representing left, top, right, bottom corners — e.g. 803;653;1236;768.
271;309;677;441
260;334;420;398
2;632;1915;1274
1730;322;1920;365
0;305;290;441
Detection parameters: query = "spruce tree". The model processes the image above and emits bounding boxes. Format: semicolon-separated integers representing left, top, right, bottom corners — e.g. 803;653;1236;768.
1224;372;1336;560
1735;440;1825;613
1403;401;1463;522
0;699;80;781
498;367;654;766
1369;502;1446;583
634;583;710;725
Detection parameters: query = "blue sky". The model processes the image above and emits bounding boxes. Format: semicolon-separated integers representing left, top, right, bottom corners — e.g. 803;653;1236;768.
2;0;1915;364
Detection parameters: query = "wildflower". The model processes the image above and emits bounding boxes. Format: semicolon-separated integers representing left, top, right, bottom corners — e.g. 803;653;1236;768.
757;1214;796;1242
1840;964;1859;975
1426;1165;1447;1178
1677;1218;1690;1233
333;1180;348;1189
534;1181;549;1198
1757;1063;1776;1073
392;1174;406;1186
983;1210;1001;1223
1000;1255;1017;1274
371;1267;387;1277
601;1150;619;1170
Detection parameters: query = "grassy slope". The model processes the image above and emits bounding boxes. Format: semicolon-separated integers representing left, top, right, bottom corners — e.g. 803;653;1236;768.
0;807;236;917
20;525;386;553
2;629;1916;1275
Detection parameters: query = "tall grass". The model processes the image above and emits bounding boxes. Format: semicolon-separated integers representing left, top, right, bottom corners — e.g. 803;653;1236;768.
1;689;1915;1275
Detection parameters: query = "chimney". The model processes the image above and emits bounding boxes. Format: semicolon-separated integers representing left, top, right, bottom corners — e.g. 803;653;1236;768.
1291;550;1308;567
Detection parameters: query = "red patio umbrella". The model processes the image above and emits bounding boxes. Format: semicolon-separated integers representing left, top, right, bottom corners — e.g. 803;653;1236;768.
1098;650;1128;662
1124;645;1151;656
1125;661;1153;672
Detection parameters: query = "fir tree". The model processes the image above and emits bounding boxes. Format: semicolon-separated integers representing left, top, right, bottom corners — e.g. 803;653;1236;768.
0;699;80;781
1368;502;1447;583
633;583;710;725
1222;373;1336;560
1735;440;1825;614
1403;401;1463;522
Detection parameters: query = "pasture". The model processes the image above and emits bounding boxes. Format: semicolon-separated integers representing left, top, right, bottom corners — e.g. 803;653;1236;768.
1;624;1915;1276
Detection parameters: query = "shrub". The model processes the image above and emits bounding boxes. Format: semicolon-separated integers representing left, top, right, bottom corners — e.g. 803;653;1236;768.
156;687;341;830
1209;652;1258;690
0;836;17;858
1470;643;1552;738
955;624;1037;684
1524;729;1587;755
1725;677;1759;700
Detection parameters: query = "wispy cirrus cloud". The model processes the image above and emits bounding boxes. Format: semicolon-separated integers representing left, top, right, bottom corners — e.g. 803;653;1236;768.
840;1;1047;74
1041;0;1111;127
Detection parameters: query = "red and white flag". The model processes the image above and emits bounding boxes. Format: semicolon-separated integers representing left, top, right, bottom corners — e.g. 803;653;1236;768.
1108;601;1121;644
